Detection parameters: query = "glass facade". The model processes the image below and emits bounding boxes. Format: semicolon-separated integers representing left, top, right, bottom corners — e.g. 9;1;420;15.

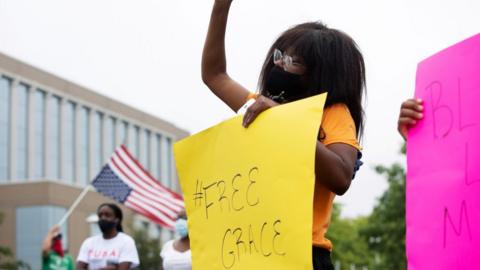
155;134;164;182
160;135;169;187
135;126;140;158
119;121;128;146
16;205;67;270
0;76;11;182
47;95;61;180
89;214;101;237
129;125;140;158
151;134;160;180
33;89;46;179
78;106;90;185
63;101;76;183
16;83;29;181
166;137;173;187
92;111;103;176
0;72;178;192
141;129;151;170
105;116;116;157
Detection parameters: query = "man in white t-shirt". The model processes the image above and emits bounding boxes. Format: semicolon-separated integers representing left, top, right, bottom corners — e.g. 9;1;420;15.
77;203;139;270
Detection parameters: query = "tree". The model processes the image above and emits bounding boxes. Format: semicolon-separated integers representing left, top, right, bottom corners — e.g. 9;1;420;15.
328;203;374;269
131;226;163;270
359;144;406;270
0;213;31;270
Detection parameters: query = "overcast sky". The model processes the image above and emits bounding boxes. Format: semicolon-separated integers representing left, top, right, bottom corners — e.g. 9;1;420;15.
0;0;478;217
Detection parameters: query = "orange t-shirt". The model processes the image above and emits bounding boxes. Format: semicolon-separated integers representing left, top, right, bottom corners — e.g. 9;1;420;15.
312;103;361;251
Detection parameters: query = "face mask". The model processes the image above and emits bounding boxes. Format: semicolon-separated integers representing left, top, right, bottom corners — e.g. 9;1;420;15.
264;66;307;103
51;236;64;257
175;218;188;238
98;219;117;233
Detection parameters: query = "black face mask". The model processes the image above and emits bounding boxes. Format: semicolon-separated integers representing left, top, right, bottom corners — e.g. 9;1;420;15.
263;66;308;103
98;219;117;233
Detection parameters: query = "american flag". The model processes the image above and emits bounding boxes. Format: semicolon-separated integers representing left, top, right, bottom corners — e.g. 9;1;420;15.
92;145;184;229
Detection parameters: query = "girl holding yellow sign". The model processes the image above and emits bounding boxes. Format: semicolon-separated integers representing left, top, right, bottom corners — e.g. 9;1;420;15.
201;1;366;269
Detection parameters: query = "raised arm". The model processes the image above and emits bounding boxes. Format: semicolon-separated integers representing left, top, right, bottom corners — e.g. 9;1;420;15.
42;225;60;257
201;0;250;112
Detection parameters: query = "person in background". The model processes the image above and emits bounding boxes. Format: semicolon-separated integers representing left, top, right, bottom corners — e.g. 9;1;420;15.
160;210;191;270
76;203;139;270
42;225;75;270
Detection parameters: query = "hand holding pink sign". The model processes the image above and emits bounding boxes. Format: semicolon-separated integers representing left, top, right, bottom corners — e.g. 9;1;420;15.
407;34;480;269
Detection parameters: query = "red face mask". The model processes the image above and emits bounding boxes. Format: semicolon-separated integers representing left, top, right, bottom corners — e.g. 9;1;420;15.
51;238;64;257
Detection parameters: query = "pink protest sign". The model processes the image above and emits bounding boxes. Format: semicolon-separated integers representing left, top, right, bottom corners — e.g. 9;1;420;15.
407;34;480;269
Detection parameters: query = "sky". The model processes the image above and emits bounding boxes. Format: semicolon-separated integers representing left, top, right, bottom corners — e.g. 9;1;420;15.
0;0;478;217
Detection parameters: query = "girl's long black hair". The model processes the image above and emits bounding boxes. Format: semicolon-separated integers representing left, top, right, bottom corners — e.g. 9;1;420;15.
259;22;366;139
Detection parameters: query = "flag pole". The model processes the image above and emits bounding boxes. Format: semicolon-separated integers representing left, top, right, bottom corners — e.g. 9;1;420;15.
57;185;93;227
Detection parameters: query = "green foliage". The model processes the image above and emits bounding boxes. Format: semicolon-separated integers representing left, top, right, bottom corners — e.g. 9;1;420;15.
131;226;163;270
328;204;373;269
359;145;407;270
0;212;31;270
328;144;407;269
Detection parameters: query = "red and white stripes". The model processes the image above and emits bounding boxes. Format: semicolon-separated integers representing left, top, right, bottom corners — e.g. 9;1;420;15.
108;145;184;229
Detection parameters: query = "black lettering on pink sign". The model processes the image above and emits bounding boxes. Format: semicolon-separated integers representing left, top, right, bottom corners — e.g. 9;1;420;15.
443;200;472;248
428;81;453;138
427;78;476;139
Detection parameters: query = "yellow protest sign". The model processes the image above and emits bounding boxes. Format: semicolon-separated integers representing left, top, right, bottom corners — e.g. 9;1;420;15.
174;94;327;270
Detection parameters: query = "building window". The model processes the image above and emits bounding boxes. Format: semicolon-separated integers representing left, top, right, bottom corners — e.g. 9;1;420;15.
88;213;101;237
159;135;169;187
16;83;29;181
16;205;67;270
92;111;103;176
119;121;128;147
105;116;116;157
166;137;172;188
63;101;76;184
0;76;11;182
141;129;151;170
135;127;140;158
151;134;160;180
129;125;140;158
157;134;162;181
79;106;90;185
33;89;46;179
47;95;61;180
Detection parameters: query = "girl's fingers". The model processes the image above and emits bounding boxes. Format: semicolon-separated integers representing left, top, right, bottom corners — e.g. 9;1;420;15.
243;103;258;127
401;99;424;113
242;96;277;128
242;101;265;128
400;108;423;120
398;117;417;126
